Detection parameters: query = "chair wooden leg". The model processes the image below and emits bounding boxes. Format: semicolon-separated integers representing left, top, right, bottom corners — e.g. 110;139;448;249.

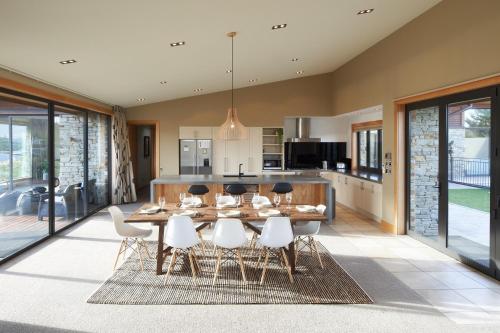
259;248;270;285
281;248;294;284
113;239;125;270
140;239;153;259
308;237;314;257
197;231;206;257
311;237;324;269
236;248;247;283
135;239;144;271
294;238;300;265
191;248;202;273
212;244;217;256
123;238;128;260
212;248;223;285
163;248;178;285
188;250;198;284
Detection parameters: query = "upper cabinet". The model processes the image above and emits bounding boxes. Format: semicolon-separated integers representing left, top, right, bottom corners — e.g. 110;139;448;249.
179;126;213;139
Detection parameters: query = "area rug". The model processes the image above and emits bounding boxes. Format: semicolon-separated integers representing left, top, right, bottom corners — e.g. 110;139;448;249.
87;241;372;305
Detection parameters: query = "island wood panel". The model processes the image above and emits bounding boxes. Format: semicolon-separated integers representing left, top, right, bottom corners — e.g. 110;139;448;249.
154;183;224;205
258;183;327;205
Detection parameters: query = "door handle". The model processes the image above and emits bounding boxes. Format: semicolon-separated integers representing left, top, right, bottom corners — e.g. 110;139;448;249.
433;181;441;196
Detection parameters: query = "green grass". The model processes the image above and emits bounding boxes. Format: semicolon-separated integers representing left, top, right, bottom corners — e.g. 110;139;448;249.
449;188;490;213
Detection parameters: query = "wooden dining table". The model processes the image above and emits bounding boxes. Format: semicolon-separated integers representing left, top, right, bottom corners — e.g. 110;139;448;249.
125;202;328;275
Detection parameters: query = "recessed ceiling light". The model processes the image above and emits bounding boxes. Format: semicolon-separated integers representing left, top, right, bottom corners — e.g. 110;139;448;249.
137;98;145;102
272;23;287;30
357;9;374;15
296;70;304;75
193;88;203;92
170;41;186;47
248;79;258;83
291;58;299;62
160;81;167;85
59;59;76;64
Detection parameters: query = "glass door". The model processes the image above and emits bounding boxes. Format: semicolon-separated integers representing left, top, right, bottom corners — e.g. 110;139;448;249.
406;86;498;276
447;97;491;268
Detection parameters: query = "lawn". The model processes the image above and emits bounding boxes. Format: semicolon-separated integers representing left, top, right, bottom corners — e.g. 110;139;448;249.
449;188;490;212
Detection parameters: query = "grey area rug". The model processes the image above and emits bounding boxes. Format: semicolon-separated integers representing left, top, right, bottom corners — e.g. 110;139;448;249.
88;241;373;305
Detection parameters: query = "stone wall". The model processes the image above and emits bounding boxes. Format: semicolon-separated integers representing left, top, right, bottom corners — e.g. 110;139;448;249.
56;113;109;206
409;107;439;237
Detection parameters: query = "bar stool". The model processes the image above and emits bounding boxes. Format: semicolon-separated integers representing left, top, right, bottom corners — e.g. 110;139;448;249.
188;184;209;203
224;184;247;203
271;182;293;194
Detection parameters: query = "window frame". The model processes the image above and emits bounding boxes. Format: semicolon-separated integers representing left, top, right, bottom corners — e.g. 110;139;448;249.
356;128;383;174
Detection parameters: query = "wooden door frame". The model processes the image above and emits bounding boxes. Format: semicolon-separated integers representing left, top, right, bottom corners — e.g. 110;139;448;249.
127;120;160;179
393;73;500;235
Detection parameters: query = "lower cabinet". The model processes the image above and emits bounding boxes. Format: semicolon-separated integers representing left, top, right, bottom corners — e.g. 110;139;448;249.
322;172;382;221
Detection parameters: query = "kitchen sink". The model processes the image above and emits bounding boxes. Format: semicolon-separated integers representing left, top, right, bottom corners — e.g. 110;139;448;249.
222;174;258;177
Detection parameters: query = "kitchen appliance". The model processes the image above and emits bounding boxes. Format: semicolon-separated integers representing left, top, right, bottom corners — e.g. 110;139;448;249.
179;139;212;175
263;158;282;170
284;142;346;170
288;118;321;142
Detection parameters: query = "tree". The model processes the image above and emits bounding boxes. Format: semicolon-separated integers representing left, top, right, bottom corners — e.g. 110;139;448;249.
465;109;490;137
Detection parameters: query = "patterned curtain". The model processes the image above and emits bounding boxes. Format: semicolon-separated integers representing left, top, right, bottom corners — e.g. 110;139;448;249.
111;106;137;204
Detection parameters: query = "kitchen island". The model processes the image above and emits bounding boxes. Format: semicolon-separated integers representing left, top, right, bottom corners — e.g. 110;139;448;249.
150;174;334;223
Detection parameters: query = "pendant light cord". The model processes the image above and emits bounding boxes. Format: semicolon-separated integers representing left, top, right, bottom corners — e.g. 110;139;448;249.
231;35;234;110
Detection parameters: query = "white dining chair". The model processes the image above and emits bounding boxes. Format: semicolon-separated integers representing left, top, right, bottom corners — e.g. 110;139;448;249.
249;195;271;253
293;204;326;269
212;218;248;285
109;206;152;271
163;215;201;285
293;221;323;269
257;217;294;285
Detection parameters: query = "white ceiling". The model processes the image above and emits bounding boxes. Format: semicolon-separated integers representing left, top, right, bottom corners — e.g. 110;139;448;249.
0;0;440;107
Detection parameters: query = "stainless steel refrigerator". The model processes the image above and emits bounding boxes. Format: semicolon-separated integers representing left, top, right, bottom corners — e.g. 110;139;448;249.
179;139;212;175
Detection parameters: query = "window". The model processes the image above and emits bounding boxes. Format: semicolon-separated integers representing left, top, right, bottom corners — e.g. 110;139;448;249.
357;128;382;173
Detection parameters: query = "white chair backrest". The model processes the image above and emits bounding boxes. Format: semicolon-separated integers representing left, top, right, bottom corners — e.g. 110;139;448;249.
109;206;139;237
260;217;293;248
251;195;271;205
217;195;236;205
212;218;247;249
316;204;326;215
164;215;199;249
295;220;322;235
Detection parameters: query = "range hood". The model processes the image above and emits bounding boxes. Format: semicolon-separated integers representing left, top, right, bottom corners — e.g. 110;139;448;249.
288;117;321;142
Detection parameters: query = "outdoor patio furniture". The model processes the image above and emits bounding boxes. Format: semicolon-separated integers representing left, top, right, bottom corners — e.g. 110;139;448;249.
0;190;21;215
37;183;82;221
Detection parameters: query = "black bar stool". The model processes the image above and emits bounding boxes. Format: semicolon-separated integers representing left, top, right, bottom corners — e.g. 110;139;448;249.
224;184;247;204
271;182;293;194
188;185;210;196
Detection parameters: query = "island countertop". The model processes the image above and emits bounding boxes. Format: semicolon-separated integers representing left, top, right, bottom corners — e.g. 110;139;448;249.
150;174;334;224
151;174;332;185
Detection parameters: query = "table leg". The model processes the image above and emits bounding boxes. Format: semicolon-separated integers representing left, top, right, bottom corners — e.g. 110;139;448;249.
288;241;296;274
156;223;165;275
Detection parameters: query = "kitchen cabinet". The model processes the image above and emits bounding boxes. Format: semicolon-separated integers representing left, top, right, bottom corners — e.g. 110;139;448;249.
322;171;382;221
212;127;262;175
179;126;213;139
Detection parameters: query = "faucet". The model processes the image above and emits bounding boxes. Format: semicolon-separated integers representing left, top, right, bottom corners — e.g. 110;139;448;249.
239;163;244;177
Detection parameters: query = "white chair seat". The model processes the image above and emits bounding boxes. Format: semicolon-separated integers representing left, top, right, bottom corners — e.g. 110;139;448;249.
165;215;200;249
259;217;293;248
293;221;321;237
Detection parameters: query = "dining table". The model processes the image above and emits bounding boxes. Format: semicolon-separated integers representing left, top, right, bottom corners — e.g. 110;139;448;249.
124;202;328;275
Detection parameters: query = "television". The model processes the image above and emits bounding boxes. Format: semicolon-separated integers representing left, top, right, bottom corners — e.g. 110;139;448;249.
284;142;346;170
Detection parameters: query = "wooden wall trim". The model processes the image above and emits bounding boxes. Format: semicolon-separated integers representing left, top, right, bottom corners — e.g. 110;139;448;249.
351;120;383;132
394;73;500;105
380;219;398;234
0;77;112;115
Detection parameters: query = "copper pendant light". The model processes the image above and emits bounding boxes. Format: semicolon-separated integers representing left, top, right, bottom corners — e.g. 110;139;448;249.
218;32;248;140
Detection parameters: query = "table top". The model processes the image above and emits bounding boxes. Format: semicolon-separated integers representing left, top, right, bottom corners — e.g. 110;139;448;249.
125;203;327;224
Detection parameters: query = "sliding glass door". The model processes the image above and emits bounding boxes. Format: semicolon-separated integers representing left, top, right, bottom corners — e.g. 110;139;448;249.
0;90;111;264
0;95;49;260
406;86;498;277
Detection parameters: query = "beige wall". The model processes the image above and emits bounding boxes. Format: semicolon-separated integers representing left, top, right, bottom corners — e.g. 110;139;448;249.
330;0;500;225
126;73;333;175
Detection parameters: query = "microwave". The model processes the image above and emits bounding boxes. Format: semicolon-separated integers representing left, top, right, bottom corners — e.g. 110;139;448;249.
263;159;282;170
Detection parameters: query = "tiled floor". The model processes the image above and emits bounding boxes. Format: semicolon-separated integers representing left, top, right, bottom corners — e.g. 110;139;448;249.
328;205;500;325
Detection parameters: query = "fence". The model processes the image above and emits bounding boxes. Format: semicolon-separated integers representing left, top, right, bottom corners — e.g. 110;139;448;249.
449;157;490;188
